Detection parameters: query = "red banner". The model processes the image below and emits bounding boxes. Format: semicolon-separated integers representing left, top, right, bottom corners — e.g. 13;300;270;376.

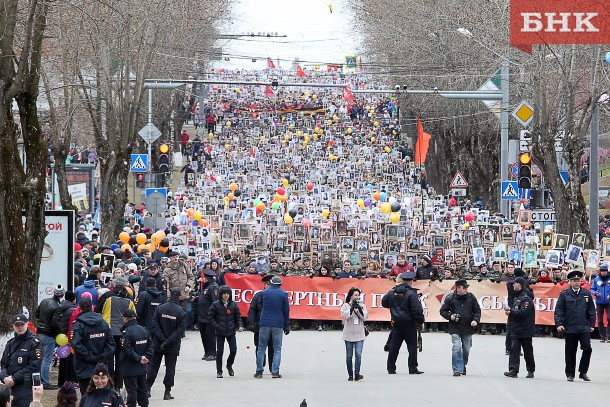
510;0;610;53
225;275;586;325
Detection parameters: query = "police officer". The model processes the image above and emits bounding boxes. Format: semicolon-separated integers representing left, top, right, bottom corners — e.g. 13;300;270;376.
138;262;167;302
120;309;154;407
503;277;535;378
554;270;596;382
381;272;425;375
135;277;166;332
197;269;219;361
248;275;274;372
71;296;115;396
147;288;187;400
0;314;42;407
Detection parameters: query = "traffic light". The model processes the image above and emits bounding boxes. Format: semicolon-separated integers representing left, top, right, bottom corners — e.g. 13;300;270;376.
518;152;532;189
158;144;170;172
135;173;144;188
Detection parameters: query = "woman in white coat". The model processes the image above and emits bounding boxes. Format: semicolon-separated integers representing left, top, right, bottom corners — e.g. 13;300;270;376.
341;287;369;381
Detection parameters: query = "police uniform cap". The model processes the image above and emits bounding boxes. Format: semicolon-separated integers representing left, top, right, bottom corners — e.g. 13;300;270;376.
567;270;583;280
170;288;182;298
399;271;416;280
512;277;528;286
123;309;137;318
261;275;273;283
455;279;469;288
600;264;608;272
10;314;27;325
92;363;109;376
203;269;216;277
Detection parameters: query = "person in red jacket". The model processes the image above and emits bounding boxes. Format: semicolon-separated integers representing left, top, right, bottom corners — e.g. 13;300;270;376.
180;131;189;155
390;254;414;278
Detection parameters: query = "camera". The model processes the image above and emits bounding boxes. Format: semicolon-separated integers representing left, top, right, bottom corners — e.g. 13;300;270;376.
454;313;461;322
395;85;400;91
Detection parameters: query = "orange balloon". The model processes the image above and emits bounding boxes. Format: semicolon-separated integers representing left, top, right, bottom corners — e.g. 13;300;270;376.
373;192;381;201
274;194;281;202
156;230;166;238
151;233;161;247
119;232;130;244
200;219;209;227
158;245;168;252
121;244;131;252
257;202;266;211
280;194;288;202
136;233;147;245
227;193;235;200
187;208;194;218
229;183;238;191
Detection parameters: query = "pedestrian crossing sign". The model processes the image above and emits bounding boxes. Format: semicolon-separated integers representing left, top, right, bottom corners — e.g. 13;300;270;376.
501;181;519;200
130;154;148;173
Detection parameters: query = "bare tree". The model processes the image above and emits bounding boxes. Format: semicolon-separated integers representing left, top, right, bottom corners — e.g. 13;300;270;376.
0;0;51;330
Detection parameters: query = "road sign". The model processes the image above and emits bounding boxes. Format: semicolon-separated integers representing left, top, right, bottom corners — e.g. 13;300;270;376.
519;188;531;200
560;171;569;186
512;101;534;127
130;154;148;173
501;181;519;200
145;188;167;199
531;209;556;222
138;122;162;144
450;171;468;188
510;162;519;180
451;188;467;197
555;131;565;152
519;129;531;152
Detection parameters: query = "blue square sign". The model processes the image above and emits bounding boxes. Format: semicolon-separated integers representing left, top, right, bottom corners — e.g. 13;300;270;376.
130;154;148;173
501;181;519;200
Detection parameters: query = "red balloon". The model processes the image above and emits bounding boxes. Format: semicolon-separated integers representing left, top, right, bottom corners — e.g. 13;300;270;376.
306;183;313;191
277;187;286;195
256;207;262;215
464;211;475;222
329;140;334;146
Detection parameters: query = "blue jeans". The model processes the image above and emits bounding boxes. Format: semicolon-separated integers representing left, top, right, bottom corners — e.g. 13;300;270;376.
256;327;283;374
451;334;472;373
40;334;56;386
345;341;364;376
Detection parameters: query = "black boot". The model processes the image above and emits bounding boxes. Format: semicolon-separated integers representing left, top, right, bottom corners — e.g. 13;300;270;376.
163;390;174;400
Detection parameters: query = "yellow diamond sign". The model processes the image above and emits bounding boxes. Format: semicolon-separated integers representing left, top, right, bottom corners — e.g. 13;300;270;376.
512;101;534;127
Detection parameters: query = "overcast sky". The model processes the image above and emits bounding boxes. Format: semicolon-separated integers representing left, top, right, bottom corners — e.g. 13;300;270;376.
212;0;361;70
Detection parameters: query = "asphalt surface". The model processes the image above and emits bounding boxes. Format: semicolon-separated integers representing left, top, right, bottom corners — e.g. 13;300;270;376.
146;328;609;406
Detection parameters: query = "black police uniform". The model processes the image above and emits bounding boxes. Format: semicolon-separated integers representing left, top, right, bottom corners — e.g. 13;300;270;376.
0;330;42;407
121;319;154;407
382;281;425;374
138;270;167;301
135;286;166;331
197;278;219;359
554;285;596;379
71;310;116;395
147;297;187;397
247;290;274;371
507;289;536;375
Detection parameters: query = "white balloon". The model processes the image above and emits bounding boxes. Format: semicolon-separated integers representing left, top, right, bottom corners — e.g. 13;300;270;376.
388;197;397;204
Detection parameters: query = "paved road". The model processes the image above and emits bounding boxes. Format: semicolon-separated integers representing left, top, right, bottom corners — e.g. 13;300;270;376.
149;329;609;407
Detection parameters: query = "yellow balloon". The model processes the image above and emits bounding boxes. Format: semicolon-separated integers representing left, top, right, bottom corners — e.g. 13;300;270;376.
321;209;330;218
194;211;202;221
208;133;213;138
304;136;310;142
385;146;391;153
226;121;232;126
374;121;379;127
365;105;371;110
312;94;317;99
260;136;265;141
327;120;333;126
284;214;293;224
304;91;310;97
389;212;400;223
371;137;376;143
381;202;391;214
289;124;294;130
347;128;353;134
285;135;290;141
313;134;318;139
225;144;230;150
333;115;338;121
282;178;289;187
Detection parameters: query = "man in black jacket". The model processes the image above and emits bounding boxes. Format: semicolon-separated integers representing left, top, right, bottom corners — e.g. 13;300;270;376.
415;255;438;280
197;269;219;361
135;278;166;331
138;262;167;302
71;297;115;395
554;270;596;382
0;314;42;407
34;285;64;389
382;272;425;375
120;309;154;407
209;285;244;378
439;279;481;376
52;291;77;385
503;277;535;378
247;275;274;371
147;288;187;400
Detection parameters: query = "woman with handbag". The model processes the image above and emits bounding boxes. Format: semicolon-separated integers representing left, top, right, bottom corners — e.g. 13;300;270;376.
341;287;369;381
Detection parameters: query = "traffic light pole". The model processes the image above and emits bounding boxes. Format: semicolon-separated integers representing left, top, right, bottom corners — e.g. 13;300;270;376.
148;88;152;178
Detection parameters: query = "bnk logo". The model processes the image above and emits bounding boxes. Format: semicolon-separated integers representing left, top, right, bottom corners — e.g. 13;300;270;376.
521;12;599;32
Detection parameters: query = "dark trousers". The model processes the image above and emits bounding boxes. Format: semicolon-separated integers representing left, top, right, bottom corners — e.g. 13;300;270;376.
564;332;592;377
385;330;393;347
11;384;32;407
505;323;512;351
107;336;123;389
147;352;177;390
254;331;274;371
508;337;535;373
596;303;610;338
216;335;237;374
199;322;216;357
124;375;148;407
57;353;76;385
387;321;418;373
78;378;90;397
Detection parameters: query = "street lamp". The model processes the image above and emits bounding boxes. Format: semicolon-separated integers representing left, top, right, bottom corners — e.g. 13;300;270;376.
457;28;510;217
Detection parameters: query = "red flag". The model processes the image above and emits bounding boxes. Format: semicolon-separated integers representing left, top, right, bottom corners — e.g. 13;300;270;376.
342;85;354;103
250;146;256;158
265;85;275;98
327;64;338;72
296;65;307;77
415;117;432;165
267;58;276;69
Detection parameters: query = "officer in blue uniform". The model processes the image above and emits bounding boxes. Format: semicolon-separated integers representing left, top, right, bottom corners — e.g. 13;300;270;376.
382;272;425;375
554;270;596;382
0;314;42;407
120;309;154;407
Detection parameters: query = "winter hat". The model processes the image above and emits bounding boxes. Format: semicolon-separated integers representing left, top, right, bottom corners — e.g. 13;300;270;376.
54;285;66;297
65;291;76;302
58;381;77;396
